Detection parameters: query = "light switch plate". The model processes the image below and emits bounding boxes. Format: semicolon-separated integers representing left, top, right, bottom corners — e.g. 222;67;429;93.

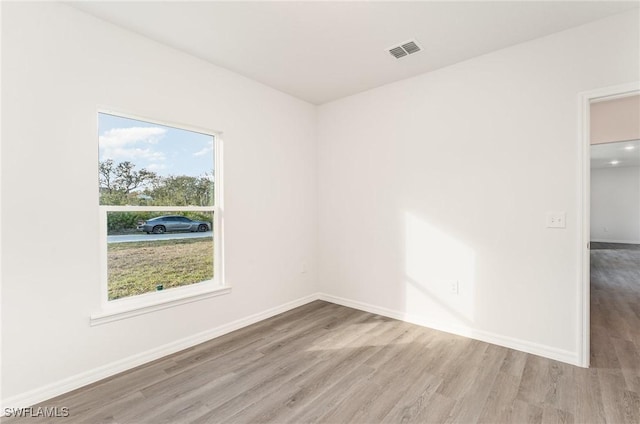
546;212;566;228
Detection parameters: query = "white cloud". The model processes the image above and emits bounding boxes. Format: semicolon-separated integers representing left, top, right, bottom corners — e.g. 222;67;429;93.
100;127;166;147
193;140;214;157
99;127;167;162
147;163;167;172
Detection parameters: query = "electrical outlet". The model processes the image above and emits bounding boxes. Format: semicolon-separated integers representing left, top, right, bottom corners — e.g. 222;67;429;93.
546;212;566;229
450;280;459;295
301;262;307;274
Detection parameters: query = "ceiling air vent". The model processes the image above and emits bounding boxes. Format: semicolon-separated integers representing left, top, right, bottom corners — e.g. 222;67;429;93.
387;39;422;59
389;46;408;59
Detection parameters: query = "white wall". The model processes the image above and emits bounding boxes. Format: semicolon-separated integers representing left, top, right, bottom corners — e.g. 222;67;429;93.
591;166;640;243
318;10;639;363
2;0;639;408
1;2;317;402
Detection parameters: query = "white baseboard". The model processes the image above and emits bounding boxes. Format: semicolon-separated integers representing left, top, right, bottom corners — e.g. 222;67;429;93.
591;239;640;244
3;291;581;410
1;293;319;410
317;293;579;366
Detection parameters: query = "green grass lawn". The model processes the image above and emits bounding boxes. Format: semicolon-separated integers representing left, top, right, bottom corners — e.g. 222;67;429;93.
108;237;213;300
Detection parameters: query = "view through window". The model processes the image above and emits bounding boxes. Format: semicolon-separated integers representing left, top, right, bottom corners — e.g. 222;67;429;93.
98;112;217;301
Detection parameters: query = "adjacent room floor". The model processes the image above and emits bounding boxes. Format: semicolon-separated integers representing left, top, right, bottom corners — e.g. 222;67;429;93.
5;245;640;423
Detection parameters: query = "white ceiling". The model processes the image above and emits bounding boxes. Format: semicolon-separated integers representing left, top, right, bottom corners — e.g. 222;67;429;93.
591;139;640;169
68;1;640;105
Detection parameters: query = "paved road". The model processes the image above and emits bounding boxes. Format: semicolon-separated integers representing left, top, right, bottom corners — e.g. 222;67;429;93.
108;232;212;244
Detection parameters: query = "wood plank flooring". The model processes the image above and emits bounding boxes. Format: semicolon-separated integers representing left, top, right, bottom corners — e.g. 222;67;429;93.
4;245;640;423
591;242;640;251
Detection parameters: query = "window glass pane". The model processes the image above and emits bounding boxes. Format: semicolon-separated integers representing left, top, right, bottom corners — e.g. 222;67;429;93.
98;113;214;206
107;211;214;300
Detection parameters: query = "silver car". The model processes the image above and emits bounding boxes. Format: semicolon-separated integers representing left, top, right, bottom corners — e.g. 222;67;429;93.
137;215;211;234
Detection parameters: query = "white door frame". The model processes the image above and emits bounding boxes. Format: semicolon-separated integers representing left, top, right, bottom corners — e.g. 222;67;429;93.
577;81;640;368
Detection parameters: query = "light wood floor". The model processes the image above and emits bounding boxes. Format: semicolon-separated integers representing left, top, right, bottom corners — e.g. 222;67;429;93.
4;246;640;423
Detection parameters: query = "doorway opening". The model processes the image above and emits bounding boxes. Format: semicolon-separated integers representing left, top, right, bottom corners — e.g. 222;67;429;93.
579;83;640;367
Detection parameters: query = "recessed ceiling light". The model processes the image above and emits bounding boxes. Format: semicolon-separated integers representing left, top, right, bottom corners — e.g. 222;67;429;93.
610;160;620;165
624;145;635;151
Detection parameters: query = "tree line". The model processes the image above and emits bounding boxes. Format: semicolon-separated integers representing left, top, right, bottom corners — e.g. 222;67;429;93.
99;159;214;206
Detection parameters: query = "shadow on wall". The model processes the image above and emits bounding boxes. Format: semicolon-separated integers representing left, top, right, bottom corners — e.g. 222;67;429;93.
403;212;477;328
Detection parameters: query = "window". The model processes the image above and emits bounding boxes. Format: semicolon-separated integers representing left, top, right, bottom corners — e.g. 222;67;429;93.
93;111;225;324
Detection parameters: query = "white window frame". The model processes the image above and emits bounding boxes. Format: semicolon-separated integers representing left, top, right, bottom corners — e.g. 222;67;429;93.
91;109;227;326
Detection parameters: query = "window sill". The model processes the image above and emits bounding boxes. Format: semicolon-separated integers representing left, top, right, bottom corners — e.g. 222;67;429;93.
90;285;231;326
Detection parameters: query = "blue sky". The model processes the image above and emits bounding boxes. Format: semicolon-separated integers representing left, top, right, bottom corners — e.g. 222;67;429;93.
98;113;214;178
